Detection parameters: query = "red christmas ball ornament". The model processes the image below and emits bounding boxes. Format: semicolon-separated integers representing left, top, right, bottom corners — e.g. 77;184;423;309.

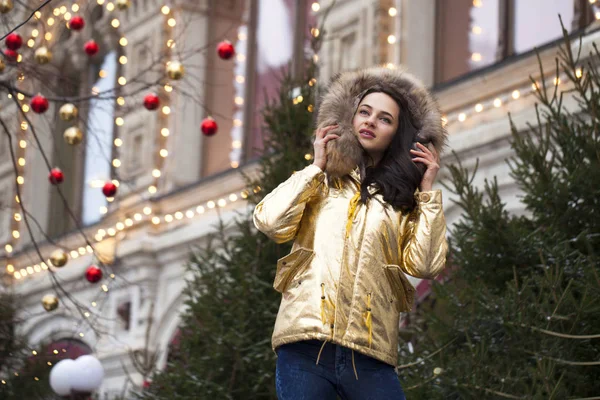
48;168;64;184
216;40;235;60
69;15;85;31
143;380;151;389
143;93;160;110
102;182;117;197
5;33;22;50
4;49;17;62
30;94;49;114
85;265;103;283
201;117;218;136
84;40;99;56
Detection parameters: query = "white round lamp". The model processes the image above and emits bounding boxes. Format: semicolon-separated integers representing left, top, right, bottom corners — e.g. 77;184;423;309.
71;355;104;392
49;355;104;396
49;359;78;396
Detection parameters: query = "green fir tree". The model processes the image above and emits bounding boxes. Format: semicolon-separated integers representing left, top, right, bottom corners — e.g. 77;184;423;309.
138;64;318;400
0;291;58;399
401;23;600;399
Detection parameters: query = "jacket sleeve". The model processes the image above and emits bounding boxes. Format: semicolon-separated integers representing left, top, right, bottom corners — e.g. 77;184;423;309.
253;164;325;244
399;190;448;279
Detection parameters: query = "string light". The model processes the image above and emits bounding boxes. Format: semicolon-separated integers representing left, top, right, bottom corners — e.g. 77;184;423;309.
443;73;570;127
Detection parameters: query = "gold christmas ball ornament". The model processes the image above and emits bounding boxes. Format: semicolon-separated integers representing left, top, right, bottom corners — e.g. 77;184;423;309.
49;249;69;267
42;294;59;312
34;47;52;64
0;0;13;14
115;0;130;10
166;61;185;80
63;126;83;145
59;103;78;121
0;58;5;73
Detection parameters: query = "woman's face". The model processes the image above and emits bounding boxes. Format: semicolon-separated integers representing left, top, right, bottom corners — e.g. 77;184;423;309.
352;92;400;165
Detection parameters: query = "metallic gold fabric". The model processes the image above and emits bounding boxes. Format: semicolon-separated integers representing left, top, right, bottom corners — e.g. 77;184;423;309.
253;164;448;366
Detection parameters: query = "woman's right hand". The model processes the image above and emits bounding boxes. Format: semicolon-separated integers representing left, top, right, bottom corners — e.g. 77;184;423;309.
312;125;339;171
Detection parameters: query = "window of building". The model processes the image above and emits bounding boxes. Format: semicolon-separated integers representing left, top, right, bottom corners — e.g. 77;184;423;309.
0;127;6;159
469;0;501;70
339;32;359;72
435;0;592;85
0;181;10;244
513;0;575;54
81;51;117;226
130;133;143;172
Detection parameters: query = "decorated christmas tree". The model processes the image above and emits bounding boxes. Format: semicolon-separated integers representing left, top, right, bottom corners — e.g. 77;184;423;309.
137;63;318;399
401;23;600;399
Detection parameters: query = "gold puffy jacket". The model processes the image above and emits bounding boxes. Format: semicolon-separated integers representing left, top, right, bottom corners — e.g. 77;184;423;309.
253;164;448;366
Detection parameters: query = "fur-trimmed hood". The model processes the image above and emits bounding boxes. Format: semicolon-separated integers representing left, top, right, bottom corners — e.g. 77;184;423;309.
316;67;447;178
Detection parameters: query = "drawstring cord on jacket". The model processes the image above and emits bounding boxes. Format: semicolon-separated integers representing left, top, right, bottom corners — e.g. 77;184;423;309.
352;350;359;380
317;283;336;366
364;293;373;349
345;191;361;239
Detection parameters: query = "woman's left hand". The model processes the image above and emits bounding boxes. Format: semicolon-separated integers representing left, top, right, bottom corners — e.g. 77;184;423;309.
410;143;440;192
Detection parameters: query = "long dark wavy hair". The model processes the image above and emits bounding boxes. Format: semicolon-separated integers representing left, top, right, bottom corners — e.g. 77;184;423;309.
356;86;426;212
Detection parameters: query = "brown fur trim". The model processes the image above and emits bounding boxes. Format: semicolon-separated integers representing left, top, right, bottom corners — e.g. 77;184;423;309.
316;67;447;178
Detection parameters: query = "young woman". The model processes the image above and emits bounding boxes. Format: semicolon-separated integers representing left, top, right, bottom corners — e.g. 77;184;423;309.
253;67;448;399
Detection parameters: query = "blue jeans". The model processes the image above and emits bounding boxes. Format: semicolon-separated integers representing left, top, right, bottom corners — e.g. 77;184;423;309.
275;340;406;400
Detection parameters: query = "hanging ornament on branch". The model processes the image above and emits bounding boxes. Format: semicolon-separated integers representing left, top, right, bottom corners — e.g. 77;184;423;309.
102;182;117;197
59;103;78;121
69;15;85;31
217;40;235;60
84;40;99;56
85;265;103;283
115;0;131;11
30;94;49;114
166;60;184;80
50;249;69;267
42;294;59;312
4;49;18;62
48;168;64;185
201;117;218;136
143;93;160;110
34;46;52;64
5;33;22;51
64;127;83;145
0;0;13;14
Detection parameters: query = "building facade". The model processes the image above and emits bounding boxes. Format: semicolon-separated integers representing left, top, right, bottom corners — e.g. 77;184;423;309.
1;0;598;396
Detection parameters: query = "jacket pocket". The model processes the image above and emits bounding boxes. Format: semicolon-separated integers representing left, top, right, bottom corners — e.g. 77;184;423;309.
382;264;416;312
273;248;314;293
